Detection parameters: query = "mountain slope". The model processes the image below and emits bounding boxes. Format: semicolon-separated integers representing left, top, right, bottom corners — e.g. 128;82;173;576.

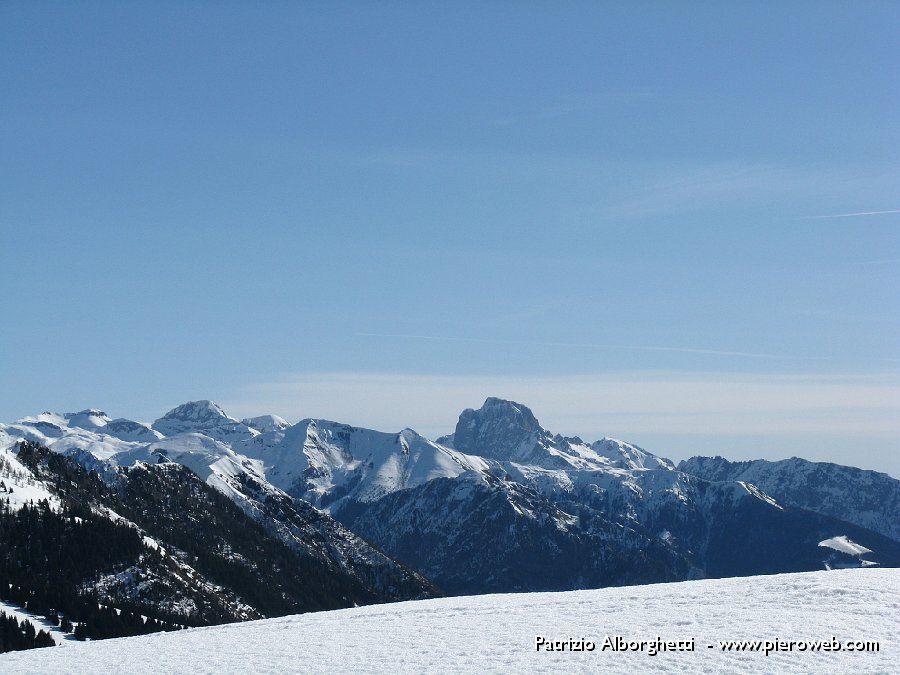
0;439;437;647
2;398;896;604
679;456;900;543
339;471;690;594
2;569;896;674
236;418;485;510
1;406;440;603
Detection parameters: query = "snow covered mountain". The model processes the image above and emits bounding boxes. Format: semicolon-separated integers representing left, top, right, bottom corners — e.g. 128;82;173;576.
342;471;691;594
1;397;897;611
238;418;484;509
679;455;900;543
439;396;673;471
338;398;900;590
3;569;897;674
0;433;437;645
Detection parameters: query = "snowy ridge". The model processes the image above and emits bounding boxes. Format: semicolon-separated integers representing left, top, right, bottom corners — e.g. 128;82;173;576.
738;481;783;509
2;569;897;674
2;397;898;598
241;415;289;433
0;399;767;523
0;446;61;512
151;401;258;443
237;418;486;510
679;456;900;543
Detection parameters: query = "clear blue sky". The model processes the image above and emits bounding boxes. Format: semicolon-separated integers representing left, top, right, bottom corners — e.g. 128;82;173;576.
2;2;898;473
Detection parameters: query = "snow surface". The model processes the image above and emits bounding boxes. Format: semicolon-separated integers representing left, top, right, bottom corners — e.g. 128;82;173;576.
241;415;289;433
819;535;873;557
1;569;896;674
0;446;61;511
0;600;75;647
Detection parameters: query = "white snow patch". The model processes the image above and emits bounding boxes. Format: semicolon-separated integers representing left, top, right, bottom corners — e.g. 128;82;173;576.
0;446;61;512
0;600;76;646
738;481;783;509
818;535;872;557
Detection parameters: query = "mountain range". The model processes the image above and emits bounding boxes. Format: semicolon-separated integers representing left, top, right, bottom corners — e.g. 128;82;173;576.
0;397;897;644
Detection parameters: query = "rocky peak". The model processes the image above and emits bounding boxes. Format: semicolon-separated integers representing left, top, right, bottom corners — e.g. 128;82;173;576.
451;398;546;462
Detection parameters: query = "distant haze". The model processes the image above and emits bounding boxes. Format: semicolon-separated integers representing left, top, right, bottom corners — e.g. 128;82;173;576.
218;371;900;478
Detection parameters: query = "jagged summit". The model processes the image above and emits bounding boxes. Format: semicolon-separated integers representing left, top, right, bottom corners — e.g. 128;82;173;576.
64;408;109;419
443;397;674;472
480;397;540;423
451;397;544;462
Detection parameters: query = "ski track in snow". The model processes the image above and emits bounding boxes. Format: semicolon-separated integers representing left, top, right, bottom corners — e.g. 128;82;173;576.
2;569;897;674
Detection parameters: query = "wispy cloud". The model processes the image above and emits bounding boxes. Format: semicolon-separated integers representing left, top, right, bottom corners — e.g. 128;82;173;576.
222;370;900;439
808;209;900;219
322;144;899;227
358;332;794;360
220;370;900;475
580;163;895;223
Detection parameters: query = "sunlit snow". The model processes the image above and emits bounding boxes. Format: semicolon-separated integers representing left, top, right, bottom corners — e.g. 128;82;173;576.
1;569;896;674
818;535;873;557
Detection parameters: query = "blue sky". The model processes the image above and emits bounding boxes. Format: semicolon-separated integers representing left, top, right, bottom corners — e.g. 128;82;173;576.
2;3;898;474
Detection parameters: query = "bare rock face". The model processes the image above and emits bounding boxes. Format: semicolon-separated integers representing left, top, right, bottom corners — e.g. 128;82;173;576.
451;398;545;462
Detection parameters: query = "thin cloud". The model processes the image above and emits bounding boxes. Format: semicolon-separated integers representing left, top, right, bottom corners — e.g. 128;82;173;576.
358;332;793;360
809;209;900;219
584;163;895;223
221;370;900;442
220;371;900;476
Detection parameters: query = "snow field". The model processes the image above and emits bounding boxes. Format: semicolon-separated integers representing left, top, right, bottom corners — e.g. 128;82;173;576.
1;569;896;674
0;446;61;512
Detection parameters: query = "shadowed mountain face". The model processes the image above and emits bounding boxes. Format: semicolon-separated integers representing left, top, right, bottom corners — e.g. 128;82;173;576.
1;397;897;605
0;438;439;647
338;472;692;594
679;455;900;544
448;398;545;461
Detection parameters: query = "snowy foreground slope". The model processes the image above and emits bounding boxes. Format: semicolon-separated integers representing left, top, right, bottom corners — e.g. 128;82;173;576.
3;569;897;674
